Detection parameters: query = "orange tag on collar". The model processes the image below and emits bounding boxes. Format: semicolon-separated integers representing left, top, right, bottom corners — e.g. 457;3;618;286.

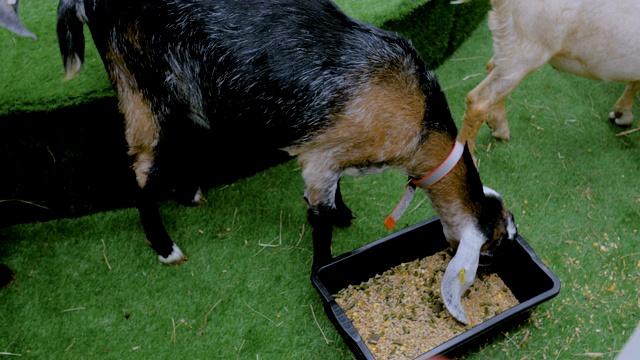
384;182;417;230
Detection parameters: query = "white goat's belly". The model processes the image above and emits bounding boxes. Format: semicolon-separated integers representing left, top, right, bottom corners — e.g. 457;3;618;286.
549;55;640;82
515;0;640;82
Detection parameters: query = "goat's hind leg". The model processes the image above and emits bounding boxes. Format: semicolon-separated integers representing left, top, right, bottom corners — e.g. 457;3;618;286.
137;183;186;264
161;120;207;207
609;81;640;127
118;88;187;264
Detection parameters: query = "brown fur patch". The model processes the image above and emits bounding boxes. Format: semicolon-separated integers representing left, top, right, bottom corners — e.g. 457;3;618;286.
106;45;159;189
288;61;471;212
288;61;429;204
291;62;427;170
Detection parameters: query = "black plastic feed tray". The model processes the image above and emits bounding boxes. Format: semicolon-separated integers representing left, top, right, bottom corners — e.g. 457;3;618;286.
311;216;561;360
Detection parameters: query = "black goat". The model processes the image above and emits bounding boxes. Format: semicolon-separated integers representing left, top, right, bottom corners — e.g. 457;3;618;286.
57;0;517;323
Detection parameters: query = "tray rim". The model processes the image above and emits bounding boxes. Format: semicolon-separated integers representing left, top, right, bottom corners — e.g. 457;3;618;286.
311;216;562;360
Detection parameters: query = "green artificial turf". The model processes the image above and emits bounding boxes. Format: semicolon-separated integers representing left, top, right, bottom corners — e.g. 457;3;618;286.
2;1;640;360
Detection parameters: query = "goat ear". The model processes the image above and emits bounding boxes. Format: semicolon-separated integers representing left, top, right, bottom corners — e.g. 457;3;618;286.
461;142;485;203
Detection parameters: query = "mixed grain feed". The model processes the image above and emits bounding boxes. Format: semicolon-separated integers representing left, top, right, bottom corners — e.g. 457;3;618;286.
334;250;520;359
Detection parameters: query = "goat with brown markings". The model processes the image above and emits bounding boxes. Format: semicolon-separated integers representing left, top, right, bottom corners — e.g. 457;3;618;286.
455;0;640;159
57;0;517;323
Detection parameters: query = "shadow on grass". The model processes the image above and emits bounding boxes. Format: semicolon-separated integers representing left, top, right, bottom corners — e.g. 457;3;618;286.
0;98;292;228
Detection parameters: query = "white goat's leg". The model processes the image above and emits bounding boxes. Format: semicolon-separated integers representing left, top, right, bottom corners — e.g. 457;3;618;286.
459;68;521;156
459;52;550;157
482;57;510;140
610;81;640;126
486;98;509;140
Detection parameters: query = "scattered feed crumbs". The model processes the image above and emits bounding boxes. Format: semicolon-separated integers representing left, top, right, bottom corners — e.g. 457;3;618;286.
334;250;520;359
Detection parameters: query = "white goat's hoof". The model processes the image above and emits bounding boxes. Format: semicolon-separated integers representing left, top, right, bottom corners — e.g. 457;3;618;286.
158;244;188;265
609;111;633;127
490;127;511;141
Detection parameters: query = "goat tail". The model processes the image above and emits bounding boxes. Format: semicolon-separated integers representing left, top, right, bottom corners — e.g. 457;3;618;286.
57;0;86;81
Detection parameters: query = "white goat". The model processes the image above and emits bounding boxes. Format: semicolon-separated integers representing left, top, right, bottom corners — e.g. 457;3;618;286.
455;0;640;157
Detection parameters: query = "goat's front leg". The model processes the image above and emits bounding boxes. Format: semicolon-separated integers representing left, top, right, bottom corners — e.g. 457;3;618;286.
300;164;342;270
610;81;640;126
307;202;337;270
459;83;510;160
459;50;549;159
485;99;509;141
333;179;356;228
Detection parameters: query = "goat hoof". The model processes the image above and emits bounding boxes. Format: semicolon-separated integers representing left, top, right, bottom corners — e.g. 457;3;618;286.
490;128;510;141
609;111;633;127
334;211;356;228
158;244;188;265
177;187;207;206
0;264;15;288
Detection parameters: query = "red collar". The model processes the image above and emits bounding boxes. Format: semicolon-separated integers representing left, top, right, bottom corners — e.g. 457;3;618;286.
384;141;464;230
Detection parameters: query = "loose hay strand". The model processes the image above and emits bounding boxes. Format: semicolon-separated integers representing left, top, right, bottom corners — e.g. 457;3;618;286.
616;127;640;136
171;318;194;343
198;299;223;336
236;339;245;359
101;238;112;270
244;301;283;327
255;211;284;255
310;304;332;344
62;307;86;312
64;338;76;352
0;199;48;209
